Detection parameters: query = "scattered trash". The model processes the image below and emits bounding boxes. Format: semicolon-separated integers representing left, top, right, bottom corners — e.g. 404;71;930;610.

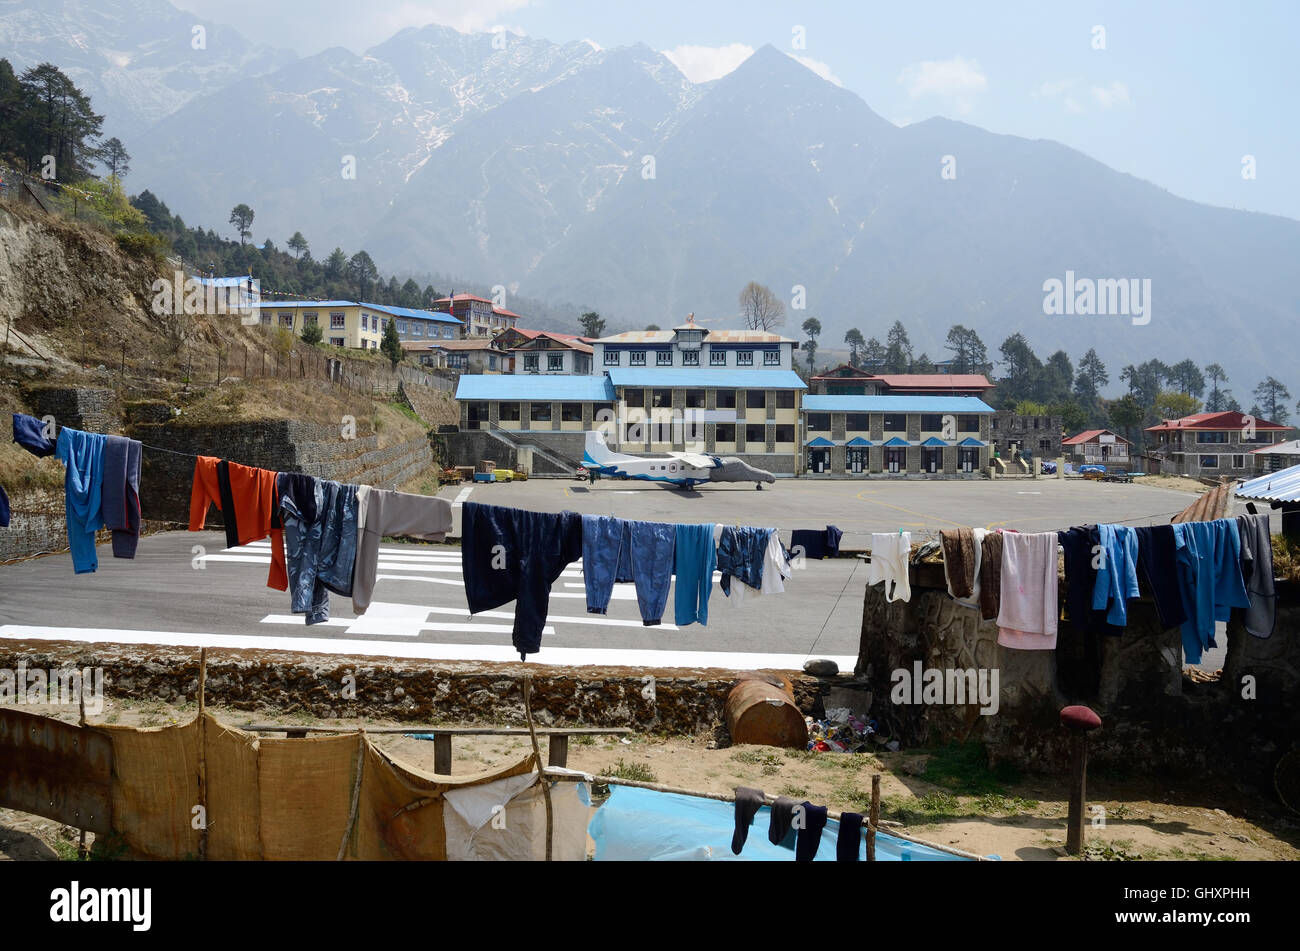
804;708;876;753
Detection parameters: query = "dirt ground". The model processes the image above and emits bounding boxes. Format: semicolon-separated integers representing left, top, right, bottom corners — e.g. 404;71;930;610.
3;697;1296;862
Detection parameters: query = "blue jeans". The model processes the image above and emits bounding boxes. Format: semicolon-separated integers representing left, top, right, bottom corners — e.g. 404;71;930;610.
582;515;677;625
717;525;769;595
674;522;717;626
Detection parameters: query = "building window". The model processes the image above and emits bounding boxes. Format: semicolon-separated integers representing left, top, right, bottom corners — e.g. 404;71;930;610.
774;425;795;443
1199;455;1219;468
561;403;583;422
1197;431;1228;443
396;320;407;334
958;415;980;432
683;350;699;366
260;312;271;326
845;413;869;431
746;391;765;409
991;418;998;430
656;350;673;366
548;353;564;371
330;312;345;329
715;424;736;443
774;391;795;409
920;414;943;432
763;350;780;366
531;403;552;422
605;350;620;366
330;337;345;347
716;389;737;409
279;312;293;327
1040;439;1052;453
624;389;645;408
523;354;539;371
652;388;673;408
685;389;705;409
807;413;831;431
745;424;766;444
303;312;317;326
499;402;521;422
709;350;726;366
737;350;754;366
630;350;647;366
488;355;497;370
412;324;423;336
884;414;906;432
1232;454;1245;468
623;423;642;442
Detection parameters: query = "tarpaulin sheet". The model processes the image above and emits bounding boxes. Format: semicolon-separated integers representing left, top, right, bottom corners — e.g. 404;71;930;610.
588;785;970;861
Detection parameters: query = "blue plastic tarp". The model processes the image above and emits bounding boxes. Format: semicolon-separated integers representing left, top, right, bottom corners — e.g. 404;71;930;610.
588;785;971;861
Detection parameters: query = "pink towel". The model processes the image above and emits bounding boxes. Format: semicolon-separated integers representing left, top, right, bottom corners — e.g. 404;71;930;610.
996;531;1059;650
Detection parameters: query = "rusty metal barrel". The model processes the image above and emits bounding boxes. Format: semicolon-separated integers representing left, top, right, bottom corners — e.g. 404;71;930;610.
725;675;807;749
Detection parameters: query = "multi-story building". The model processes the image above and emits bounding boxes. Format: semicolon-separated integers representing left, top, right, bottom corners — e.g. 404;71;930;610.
431;294;523;338
1061;429;1133;467
1147;411;1291;478
252;300;460;350
808;366;994;398
802;395;994;476
990;410;1063;462
510;332;594;375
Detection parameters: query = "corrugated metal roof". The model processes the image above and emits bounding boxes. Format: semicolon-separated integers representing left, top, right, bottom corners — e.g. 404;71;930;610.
1236;463;1300;502
1250;439;1300;455
1148;410;1288;432
595;329;793;344
362;302;461;324
455;375;616;402
846;436;873;447
607;369;807;389
802;395;995;413
1062;429;1131;445
883;437;913;447
259;300;357;308
1173;483;1234;522
806;436;836;447
920;436;949;447
874;374;992;389
958;437;987;447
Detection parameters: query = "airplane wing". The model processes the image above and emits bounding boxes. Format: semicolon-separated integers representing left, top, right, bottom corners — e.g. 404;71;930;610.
667;451;719;469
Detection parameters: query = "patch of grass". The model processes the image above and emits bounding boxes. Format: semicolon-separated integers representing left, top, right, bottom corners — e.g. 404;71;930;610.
780;785;809;799
731;749;783;768
976;793;1039;815
605;759;657;783
761;764;781;776
1082;839;1145;861
880;791;964;825
919;742;1019;795
573;734;596;746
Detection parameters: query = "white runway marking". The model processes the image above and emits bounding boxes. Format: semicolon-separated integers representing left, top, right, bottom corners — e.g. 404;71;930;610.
452;487;474;506
0;626;850;671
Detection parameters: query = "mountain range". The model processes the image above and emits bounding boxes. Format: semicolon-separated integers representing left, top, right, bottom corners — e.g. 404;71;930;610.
3;0;1297;397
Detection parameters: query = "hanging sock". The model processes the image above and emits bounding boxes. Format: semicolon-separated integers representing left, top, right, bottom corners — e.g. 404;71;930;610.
731;787;765;855
837;812;864;861
795;801;829;862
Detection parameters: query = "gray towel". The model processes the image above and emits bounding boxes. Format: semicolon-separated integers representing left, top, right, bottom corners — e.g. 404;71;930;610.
731;787;765;855
767;796;798;849
1236;513;1276;638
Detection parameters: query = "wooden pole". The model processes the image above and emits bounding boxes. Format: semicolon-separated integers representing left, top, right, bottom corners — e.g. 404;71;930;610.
77;685;88;860
197;648;208;861
1066;732;1088;854
433;734;453;774
522;676;555;861
867;773;880;861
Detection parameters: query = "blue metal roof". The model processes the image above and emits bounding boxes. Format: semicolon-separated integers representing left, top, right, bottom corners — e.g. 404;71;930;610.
1236;464;1300;503
920;436;949;447
455;375;616;402
882;437;913;447
607;369;807;389
260;300;357;308
802;395;995;413
958;437;987;447
806;436;836;448
846;436;873;447
362;302;462;324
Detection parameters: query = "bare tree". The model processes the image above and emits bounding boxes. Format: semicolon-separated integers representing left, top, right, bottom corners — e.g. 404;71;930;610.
737;281;785;332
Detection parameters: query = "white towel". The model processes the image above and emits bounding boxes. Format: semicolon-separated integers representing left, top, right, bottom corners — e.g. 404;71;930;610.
996;531;1059;650
867;532;912;603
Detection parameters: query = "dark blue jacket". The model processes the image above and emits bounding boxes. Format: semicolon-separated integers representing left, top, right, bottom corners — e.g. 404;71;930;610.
13;413;55;457
717;525;770;595
462;502;582;658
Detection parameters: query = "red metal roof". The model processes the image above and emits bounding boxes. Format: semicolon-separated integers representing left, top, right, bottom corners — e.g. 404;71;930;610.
811;363;874;381
874;374;993;390
1146;411;1288;432
1062;429;1131;445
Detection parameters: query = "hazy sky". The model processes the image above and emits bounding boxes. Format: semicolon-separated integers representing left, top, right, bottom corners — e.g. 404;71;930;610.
168;0;1300;221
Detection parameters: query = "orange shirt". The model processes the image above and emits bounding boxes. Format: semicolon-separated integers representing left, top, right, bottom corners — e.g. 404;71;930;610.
189;455;288;590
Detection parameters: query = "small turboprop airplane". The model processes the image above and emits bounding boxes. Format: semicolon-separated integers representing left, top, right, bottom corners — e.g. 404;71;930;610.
581;430;776;489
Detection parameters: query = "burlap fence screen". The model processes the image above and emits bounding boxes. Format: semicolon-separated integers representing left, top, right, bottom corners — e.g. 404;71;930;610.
94;713;537;860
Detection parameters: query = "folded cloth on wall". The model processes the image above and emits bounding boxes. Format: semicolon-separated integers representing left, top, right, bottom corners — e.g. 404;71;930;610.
727;527;793;604
867;532;912;603
1173;519;1250;665
581;515;676;625
1134;524;1188;629
941;527;987;607
101;435;142;558
1092;523;1140;626
674;521;717;626
462;501;582;658
732;787;765;855
188;456;287;590
351;486;453;614
767;796;799;849
717;525;769;594
0;484;8;527
796;801;829;862
280;476;359;625
1236;513;1276;638
837;812;863;862
996;531;1059;650
790;525;844;560
55;428;107;574
978;531;1005;621
12;413;55;457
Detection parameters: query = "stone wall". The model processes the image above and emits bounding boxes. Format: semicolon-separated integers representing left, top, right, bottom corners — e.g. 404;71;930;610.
856;569;1300;787
24;386;122;433
0;639;834;737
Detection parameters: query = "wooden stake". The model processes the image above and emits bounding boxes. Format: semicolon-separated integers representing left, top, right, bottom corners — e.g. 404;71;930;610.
867;773;880;862
522;676;555;861
197;648;208;861
1066;732;1088;855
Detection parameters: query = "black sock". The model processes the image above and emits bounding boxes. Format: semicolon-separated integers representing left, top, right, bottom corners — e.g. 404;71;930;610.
768;796;798;849
731;787;765;855
796;801;829;862
837;812;864;861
